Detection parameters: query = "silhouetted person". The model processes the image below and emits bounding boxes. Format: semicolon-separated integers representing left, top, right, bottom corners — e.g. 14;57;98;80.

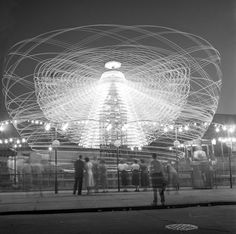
73;155;85;195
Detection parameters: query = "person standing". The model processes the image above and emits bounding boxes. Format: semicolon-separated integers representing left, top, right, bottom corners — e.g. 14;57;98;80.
92;156;99;193
131;159;140;192
84;157;94;195
118;160;129;192
139;159;149;191
98;159;108;192
73;155;85;195
166;161;180;191
149;153;166;206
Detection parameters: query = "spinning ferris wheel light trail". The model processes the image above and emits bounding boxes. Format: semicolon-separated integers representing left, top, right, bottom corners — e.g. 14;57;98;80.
3;25;222;149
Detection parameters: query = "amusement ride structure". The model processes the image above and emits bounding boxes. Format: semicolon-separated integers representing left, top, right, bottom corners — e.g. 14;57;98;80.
2;25;222;158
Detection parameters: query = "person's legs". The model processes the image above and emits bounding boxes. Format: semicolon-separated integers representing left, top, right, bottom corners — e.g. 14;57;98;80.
159;188;165;205
152;187;158;205
78;176;83;195
73;177;78;194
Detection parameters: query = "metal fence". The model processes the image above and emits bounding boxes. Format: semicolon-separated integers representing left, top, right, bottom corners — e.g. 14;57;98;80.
0;169;235;192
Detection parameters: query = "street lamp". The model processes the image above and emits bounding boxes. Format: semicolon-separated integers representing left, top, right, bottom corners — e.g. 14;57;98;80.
52;139;60;194
114;139;121;192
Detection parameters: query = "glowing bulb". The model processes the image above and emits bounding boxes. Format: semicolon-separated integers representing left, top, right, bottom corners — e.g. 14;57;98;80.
0;125;3;132
211;139;216;145
61;123;69;131
45;123;51;131
169;125;174;130
184;125;189;131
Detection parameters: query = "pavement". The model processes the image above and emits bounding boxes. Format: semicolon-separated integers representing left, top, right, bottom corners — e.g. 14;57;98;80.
1;205;236;233
0;187;236;214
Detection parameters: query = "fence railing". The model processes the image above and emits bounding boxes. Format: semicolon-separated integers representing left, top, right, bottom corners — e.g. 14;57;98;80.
0;169;235;192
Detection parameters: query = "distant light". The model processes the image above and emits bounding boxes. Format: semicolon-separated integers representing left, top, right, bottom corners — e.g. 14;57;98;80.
178;127;183;132
138;146;142;151
215;127;220;132
45;123;51;131
169;125;174;130
9;138;13;142
22;138;26;143
4;139;9;144
169;147;173;150
211;139;216;145
48;145;52;151
0;140;2;144
19;144;22;148
164;127;168;132
0;125;4;132
106;124;112;131
222;125;227;131
105;61;121;70
61;123;69;131
229;126;235;133
16;139;20;144
184;125;189;131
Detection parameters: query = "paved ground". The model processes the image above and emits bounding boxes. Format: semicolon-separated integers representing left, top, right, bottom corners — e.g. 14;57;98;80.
0;205;236;233
0;187;236;213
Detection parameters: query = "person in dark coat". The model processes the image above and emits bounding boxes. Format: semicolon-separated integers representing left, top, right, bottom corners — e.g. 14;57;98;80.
73;155;85;195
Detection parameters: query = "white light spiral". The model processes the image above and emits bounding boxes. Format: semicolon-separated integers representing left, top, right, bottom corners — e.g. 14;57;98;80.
3;25;221;148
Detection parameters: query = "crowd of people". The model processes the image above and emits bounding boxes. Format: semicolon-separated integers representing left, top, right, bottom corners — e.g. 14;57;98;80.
73;153;180;206
73;155;108;195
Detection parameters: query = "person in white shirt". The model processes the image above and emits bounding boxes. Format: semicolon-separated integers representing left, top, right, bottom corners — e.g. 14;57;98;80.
131;159;140;191
118;160;129;192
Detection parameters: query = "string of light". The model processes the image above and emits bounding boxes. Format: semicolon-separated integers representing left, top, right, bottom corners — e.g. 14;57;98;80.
3;25;222;149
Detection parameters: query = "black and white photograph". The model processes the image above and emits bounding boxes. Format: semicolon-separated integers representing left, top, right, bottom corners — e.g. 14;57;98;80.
0;0;235;233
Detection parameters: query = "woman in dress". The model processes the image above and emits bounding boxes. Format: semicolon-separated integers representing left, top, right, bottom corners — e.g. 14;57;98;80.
84;157;94;195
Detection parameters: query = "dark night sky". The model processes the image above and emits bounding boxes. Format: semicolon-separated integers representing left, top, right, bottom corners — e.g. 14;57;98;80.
0;0;235;121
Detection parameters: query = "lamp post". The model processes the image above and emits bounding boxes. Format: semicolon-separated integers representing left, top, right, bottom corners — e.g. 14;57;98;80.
174;127;180;172
114;139;121;192
52;139;60;194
